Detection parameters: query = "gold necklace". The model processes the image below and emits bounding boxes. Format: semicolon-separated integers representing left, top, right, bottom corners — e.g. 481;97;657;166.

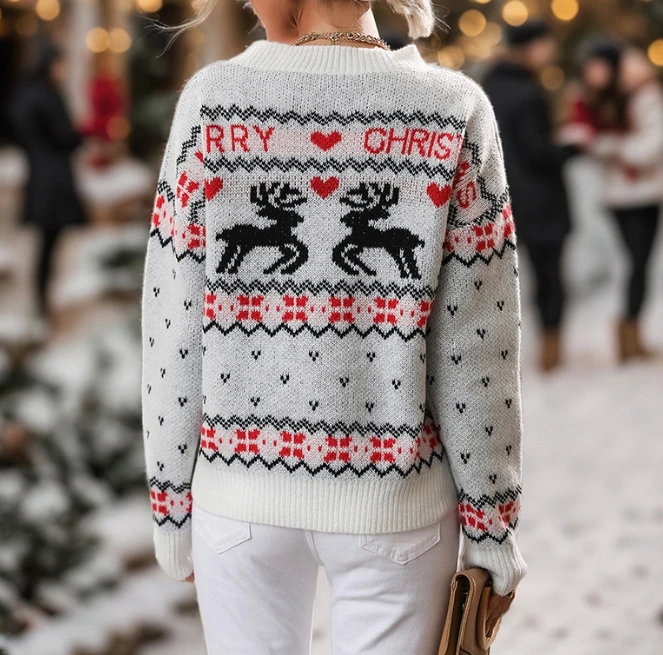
294;32;391;51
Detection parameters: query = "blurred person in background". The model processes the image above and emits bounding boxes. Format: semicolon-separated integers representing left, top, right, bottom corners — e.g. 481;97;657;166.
80;53;128;168
567;41;663;363
482;20;573;373
141;0;526;652
9;42;86;319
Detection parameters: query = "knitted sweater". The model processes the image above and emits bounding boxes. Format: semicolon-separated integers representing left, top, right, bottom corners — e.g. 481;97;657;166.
141;40;527;596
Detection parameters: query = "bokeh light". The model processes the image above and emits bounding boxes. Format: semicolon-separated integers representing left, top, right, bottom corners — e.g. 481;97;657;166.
502;1;529;27
551;0;579;21
648;39;663;67
35;0;60;21
136;0;164;13
437;45;466;70
109;27;133;53
86;27;111;53
459;10;487;38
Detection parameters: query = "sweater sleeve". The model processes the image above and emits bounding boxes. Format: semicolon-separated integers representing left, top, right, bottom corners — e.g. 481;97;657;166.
426;87;527;596
141;76;206;580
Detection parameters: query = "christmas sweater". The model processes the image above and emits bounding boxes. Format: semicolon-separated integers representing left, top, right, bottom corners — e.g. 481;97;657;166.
141;40;527;595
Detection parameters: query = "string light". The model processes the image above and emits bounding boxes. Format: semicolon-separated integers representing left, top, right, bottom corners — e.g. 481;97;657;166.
136;0;163;13
502;1;529;27
109;27;132;53
86;27;110;53
648;39;663;67
472;0;492;4
459;10;487;38
36;0;60;21
483;22;503;47
437;46;465;70
551;0;579;21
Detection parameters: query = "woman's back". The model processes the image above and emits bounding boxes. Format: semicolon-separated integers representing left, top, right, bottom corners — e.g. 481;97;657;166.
142;38;525;600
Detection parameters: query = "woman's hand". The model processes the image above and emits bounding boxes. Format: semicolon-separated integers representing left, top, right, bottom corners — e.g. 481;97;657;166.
486;592;515;637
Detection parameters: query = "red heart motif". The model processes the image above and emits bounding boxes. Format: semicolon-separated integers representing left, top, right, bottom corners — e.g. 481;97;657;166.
310;176;339;199
310;131;342;151
205;177;223;200
427;183;452;208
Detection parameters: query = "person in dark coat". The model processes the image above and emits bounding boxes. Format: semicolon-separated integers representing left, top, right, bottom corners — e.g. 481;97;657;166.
10;43;86;317
483;20;574;373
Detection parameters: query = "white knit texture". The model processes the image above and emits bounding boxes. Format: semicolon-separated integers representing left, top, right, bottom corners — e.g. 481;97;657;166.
141;40;526;594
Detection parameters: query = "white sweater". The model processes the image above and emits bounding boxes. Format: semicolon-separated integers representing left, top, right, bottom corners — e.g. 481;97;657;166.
141;40;527;595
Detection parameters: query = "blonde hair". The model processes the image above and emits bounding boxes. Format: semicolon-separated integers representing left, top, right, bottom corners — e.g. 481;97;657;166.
180;0;436;40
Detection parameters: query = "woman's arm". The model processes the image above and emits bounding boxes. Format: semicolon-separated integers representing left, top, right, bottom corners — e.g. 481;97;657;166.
141;75;206;580
426;87;527;596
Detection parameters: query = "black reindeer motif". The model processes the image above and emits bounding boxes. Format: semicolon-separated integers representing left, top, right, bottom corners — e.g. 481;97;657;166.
216;182;308;275
333;183;425;279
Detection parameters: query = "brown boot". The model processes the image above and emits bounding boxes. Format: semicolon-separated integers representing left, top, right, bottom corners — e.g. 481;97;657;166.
617;319;655;363
540;328;562;372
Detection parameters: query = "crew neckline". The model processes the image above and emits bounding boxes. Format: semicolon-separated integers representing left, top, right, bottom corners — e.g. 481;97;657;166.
229;39;427;75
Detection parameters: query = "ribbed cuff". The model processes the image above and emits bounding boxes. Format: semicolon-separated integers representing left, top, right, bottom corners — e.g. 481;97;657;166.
153;526;193;581
460;537;528;596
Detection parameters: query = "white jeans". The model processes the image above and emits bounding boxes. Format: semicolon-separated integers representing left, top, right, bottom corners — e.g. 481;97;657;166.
191;501;460;655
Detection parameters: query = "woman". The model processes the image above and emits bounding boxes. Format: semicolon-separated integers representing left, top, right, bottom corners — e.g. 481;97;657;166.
571;42;663;362
10;43;86;317
141;1;526;652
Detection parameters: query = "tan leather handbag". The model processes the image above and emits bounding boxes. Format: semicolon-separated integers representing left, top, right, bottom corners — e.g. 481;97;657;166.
438;568;512;655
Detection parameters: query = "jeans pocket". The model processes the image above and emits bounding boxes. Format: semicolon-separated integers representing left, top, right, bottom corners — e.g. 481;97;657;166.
192;502;252;555
359;521;441;565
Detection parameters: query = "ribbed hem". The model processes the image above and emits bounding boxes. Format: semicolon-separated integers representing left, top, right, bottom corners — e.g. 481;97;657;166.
460;538;528;596
191;460;458;534
153;525;193;581
229;39;427;75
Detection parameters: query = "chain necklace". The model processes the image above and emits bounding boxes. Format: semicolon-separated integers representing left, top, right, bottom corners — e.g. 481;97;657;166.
294;32;391;51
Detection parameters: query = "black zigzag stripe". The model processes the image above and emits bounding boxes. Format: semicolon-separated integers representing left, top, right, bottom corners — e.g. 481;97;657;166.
177;125;202;166
461;519;520;544
205;278;435;300
149;478;191;493
198;446;446;479
200;105;467;130
441;235;517;267
202;414;424;439
153;515;191;529
203;320;426;341
446;181;508;228
457;486;522;508
154;178;206;224
156;180;175;201
204;156;455;179
149;228;206;264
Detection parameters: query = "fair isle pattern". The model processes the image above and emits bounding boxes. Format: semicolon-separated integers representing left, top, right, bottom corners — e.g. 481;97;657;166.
458;487;521;544
203;287;433;340
150;480;192;528
141;41;526;595
198;413;445;476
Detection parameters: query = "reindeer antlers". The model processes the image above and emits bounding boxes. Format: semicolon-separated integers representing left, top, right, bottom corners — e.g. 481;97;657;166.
250;182;307;210
340;183;400;212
